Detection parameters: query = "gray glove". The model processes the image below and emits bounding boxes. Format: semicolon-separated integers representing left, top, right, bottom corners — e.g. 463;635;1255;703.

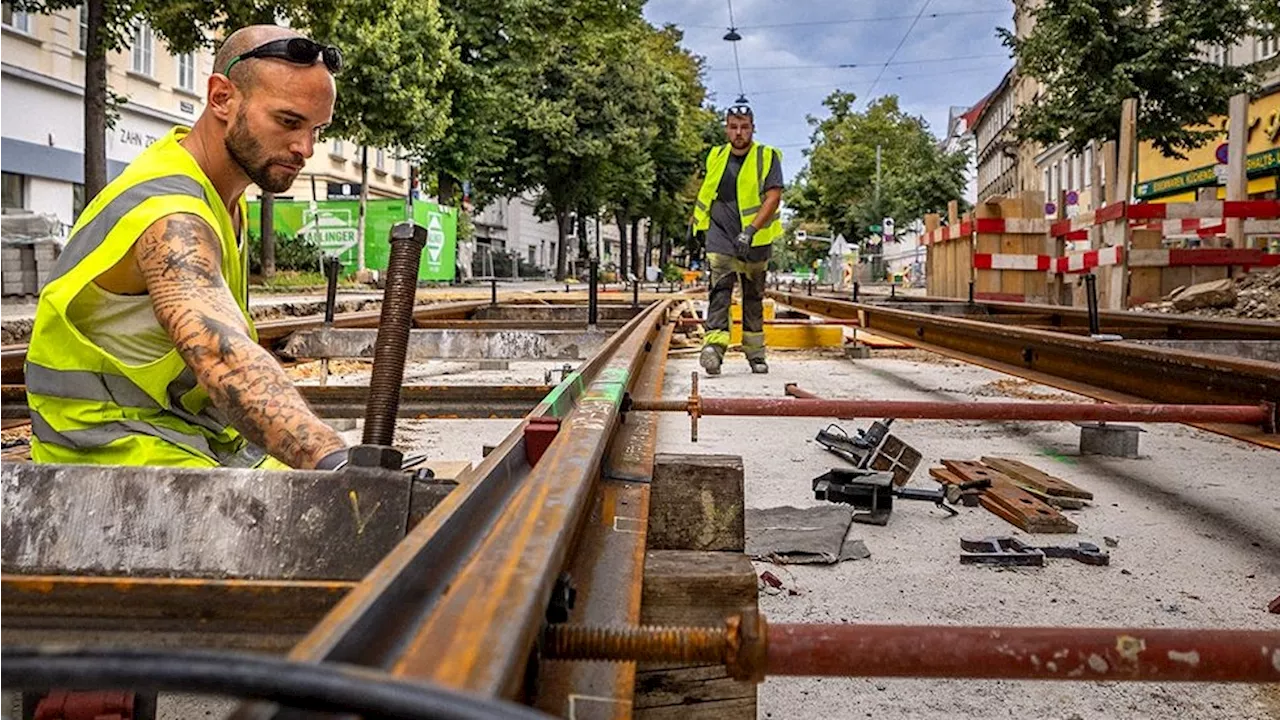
734;225;758;259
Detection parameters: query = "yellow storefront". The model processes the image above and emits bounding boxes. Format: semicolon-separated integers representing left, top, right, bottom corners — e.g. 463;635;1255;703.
1134;88;1280;203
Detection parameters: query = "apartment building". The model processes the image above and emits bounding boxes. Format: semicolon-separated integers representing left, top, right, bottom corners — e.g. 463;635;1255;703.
973;69;1017;202
0;4;405;228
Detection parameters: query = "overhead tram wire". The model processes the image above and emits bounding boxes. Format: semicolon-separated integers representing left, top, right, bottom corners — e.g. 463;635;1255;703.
705;53;1009;73
682;7;1008;30
725;0;746;102
862;0;934;107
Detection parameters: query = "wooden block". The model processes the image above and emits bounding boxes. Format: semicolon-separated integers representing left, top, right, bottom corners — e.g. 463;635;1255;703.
940;460;1078;534
637;550;756;719
981;457;1093;500
1161;266;1194;298
648;454;745;552
1;463;413;580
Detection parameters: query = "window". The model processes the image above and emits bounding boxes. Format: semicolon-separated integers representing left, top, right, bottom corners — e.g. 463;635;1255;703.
176;52;196;92
1054;163;1063;200
131;21;154;76
375;148;385;170
1084;145;1094;187
79;4;88;51
394;157;404;177
330;138;344;156
528;247;537;266
2;4;30;32
1043;169;1052;198
72;183;86;223
1260;33;1279;60
2;172;26;210
1206;44;1227;66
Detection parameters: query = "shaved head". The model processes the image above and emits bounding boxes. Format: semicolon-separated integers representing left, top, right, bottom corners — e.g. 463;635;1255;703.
214;25;304;90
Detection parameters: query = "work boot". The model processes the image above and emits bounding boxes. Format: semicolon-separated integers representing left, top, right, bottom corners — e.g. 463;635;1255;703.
700;346;723;376
750;358;769;374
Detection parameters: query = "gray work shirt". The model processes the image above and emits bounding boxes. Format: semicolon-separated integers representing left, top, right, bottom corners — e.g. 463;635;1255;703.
706;145;783;263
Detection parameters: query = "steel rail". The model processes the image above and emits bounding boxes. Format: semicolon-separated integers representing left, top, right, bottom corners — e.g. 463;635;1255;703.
229;299;674;719
769;291;1280;449
844;293;1280;341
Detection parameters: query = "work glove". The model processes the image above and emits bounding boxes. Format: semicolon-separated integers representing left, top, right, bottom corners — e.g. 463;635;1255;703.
315;448;349;471
734;225;757;260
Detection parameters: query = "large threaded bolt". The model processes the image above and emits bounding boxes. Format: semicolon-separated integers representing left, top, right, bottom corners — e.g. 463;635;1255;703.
542;608;767;682
542;624;726;665
363;222;427;449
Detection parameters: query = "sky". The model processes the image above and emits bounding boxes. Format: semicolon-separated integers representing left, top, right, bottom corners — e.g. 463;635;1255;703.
641;0;1017;183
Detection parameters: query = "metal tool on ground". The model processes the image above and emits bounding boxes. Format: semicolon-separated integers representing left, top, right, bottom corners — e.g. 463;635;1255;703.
809;417;922;486
930;461;1078;533
960;536;1110;566
943;478;991;506
812;468;957;526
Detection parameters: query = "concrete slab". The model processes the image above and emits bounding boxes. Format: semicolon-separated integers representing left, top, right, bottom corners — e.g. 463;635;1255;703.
658;348;1280;720
279;327;608;361
1129;339;1280;363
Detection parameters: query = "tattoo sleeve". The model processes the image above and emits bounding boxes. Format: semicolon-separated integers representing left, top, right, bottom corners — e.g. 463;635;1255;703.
137;213;346;468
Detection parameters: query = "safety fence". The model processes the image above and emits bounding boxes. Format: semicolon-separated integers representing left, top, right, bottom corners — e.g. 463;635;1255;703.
924;194;1280;309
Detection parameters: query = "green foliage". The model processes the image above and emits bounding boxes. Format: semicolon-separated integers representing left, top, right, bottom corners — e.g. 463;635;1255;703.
247;230;321;274
789;93;969;245
304;0;454;158
661;262;683;282
1000;0;1275;158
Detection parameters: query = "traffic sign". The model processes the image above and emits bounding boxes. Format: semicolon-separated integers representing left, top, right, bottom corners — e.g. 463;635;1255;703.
882;217;895;237
1213;164;1229;185
1045;202;1057;216
795;229;807;241
1215;143;1229;165
1065;190;1079;206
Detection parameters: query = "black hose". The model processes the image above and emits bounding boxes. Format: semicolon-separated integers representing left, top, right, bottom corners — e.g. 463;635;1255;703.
2;647;553;720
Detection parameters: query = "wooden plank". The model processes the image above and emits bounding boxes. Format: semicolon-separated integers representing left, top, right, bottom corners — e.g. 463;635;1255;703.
1;463;412;580
975;200;1003;298
941;460;1078;534
648;454;745;552
1021;191;1049;303
1129;229;1164;306
637;550;756;720
980;457;1094;500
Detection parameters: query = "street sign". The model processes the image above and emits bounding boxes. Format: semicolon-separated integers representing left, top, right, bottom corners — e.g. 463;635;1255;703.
1045;202;1057;216
869;224;882;233
1213;164;1229;185
1065;190;1079;206
1215;143;1229;165
882;217;895;237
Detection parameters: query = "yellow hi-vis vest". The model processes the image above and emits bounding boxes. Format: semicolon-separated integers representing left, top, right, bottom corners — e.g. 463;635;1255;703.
26;126;265;468
691;142;782;247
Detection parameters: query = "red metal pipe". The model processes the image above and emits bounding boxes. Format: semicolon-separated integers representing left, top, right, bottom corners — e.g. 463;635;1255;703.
767;624;1280;682
635;397;1274;426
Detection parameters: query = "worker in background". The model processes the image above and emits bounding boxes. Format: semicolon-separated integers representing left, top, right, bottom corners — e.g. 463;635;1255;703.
691;103;784;375
25;25;350;470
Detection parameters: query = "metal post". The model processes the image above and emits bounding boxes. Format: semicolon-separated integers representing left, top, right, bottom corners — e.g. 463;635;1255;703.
1085;274;1100;336
491;276;498;306
359;222;427;468
890;284;896;300
323;256;341;324
968;281;975;306
588;260;599;328
632;277;639;308
853;282;859;302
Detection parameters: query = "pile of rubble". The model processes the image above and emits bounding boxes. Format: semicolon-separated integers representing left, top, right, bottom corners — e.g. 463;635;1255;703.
1134;267;1280;320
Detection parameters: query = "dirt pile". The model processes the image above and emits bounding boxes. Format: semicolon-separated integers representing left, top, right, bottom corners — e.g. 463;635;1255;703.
1134;267;1280;320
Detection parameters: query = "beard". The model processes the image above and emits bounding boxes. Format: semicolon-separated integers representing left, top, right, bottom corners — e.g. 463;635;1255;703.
225;110;301;194
729;135;752;150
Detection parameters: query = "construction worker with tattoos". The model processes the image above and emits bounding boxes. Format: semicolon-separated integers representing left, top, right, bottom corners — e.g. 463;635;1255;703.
25;26;351;470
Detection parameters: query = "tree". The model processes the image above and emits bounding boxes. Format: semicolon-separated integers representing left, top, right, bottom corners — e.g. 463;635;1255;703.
304;0;454;269
1001;0;1279;159
15;0;313;199
791;93;969;246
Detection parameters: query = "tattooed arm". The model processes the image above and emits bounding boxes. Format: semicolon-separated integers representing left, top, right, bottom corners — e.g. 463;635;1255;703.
135;213;346;469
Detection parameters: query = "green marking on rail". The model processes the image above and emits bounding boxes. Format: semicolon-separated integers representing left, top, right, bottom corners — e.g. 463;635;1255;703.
1039;449;1078;466
541;371;585;418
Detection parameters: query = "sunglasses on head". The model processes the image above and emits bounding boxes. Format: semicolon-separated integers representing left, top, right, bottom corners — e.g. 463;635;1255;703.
224;37;343;76
727;105;753;119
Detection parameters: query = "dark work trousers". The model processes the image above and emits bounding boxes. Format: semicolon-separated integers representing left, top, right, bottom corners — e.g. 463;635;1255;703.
702;251;768;361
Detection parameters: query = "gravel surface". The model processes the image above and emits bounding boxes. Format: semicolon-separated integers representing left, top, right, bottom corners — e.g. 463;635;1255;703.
656;350;1280;720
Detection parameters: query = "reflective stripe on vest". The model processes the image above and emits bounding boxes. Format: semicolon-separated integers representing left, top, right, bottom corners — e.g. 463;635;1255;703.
30;409;266;467
48;176;207;285
691;143;782;246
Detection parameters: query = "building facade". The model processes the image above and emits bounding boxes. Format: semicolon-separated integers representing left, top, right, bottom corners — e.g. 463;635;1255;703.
1;5;406;229
973;69;1018;202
